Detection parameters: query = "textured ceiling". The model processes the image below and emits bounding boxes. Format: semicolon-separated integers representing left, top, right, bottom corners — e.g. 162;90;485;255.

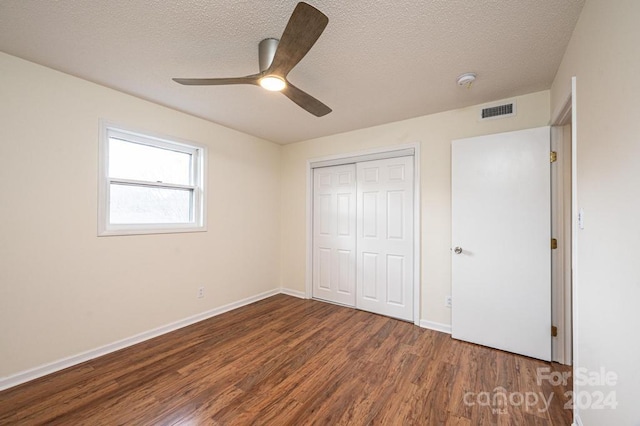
0;0;584;144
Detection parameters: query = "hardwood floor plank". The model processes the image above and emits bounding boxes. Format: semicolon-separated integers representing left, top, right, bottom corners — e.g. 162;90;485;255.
0;295;573;425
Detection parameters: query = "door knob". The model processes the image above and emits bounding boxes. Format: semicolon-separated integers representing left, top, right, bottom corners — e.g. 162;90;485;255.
454;247;463;254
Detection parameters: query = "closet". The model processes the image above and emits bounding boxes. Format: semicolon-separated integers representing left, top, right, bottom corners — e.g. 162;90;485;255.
312;154;414;321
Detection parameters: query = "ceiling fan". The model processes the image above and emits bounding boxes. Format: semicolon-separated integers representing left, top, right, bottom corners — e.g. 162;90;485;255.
173;2;331;117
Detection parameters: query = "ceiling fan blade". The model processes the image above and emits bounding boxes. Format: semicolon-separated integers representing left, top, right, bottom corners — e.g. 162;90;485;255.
268;2;328;77
282;81;331;117
173;74;261;86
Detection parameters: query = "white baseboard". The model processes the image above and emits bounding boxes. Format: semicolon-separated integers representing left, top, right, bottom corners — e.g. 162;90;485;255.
280;288;307;299
419;319;452;334
0;288;281;392
1;290;452;392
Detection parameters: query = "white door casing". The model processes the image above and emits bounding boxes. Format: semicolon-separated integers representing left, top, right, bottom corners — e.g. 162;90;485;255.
312;165;357;306
356;156;414;321
451;127;551;361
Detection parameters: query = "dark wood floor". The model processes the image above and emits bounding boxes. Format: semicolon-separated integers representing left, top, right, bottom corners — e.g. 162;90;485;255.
0;295;572;425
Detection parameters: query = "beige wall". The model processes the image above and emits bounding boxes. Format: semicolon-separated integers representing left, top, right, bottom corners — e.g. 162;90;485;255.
280;91;550;326
0;53;281;378
551;1;640;424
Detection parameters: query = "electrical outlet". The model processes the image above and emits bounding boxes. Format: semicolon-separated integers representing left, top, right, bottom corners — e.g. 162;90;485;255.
197;287;205;298
445;296;452;308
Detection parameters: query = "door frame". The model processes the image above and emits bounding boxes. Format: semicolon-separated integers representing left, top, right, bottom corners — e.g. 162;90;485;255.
305;143;422;325
552;76;580;424
550;76;577;366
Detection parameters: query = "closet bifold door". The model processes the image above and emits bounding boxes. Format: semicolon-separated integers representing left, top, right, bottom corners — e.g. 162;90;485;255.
356;156;414;321
312;164;357;306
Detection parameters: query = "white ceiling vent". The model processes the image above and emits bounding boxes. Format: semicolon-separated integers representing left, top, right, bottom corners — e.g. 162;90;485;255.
479;100;517;121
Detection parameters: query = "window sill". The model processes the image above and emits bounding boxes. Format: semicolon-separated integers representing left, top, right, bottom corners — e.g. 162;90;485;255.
98;225;206;237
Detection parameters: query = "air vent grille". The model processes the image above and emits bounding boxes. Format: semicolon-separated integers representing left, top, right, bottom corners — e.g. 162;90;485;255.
479;101;516;120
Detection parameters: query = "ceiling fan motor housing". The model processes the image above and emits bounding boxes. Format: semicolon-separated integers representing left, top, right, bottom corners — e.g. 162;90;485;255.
259;38;279;72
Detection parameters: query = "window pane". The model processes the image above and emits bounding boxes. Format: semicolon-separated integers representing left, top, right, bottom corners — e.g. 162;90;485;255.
110;184;192;224
109;138;192;185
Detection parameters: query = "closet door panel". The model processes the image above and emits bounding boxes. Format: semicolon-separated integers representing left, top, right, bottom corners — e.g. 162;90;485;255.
356;157;414;321
312;165;357;306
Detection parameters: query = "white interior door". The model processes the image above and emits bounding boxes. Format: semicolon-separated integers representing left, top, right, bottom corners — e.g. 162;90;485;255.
312;165;357;306
356;156;414;321
451;126;551;361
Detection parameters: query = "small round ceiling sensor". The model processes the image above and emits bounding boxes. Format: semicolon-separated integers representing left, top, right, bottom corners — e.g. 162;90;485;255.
457;73;477;88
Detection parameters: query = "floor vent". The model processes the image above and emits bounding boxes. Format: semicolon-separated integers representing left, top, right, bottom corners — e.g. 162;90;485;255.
480;101;516;120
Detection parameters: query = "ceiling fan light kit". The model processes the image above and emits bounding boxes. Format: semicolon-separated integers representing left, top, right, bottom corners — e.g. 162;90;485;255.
173;2;331;117
260;75;286;91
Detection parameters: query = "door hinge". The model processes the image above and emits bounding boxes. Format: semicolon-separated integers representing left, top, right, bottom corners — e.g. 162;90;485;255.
551;326;558;337
551;238;558;250
550;151;557;163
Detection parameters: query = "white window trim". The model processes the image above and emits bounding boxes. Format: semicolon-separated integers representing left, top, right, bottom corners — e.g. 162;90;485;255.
98;121;207;236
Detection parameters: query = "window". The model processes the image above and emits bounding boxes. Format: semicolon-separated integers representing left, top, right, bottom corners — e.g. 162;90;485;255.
99;123;206;236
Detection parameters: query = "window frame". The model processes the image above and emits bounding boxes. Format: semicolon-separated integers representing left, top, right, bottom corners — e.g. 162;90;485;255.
98;121;207;236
